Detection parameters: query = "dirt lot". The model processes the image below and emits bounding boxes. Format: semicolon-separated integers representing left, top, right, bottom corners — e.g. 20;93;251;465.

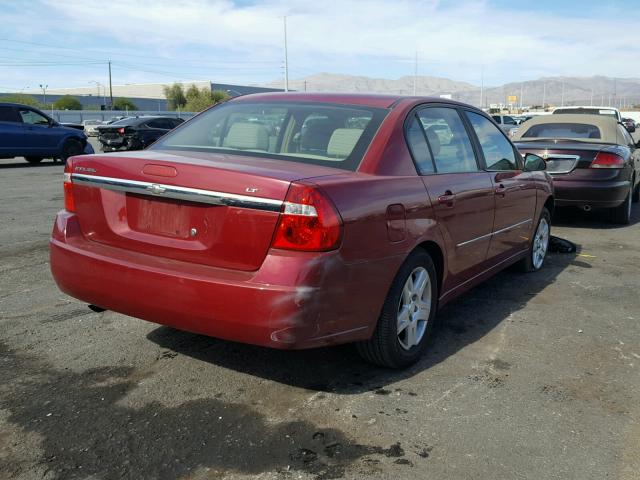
1;156;639;480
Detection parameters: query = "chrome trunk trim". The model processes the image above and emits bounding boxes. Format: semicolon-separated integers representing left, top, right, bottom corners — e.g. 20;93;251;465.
71;174;283;212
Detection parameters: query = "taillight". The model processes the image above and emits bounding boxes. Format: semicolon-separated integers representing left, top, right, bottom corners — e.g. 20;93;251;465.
117;127;125;135
591;152;624;169
63;159;75;212
271;182;343;251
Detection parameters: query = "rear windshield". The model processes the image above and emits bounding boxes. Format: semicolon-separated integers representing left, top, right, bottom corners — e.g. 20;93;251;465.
554;108;617;118
522;123;601;139
152;101;388;171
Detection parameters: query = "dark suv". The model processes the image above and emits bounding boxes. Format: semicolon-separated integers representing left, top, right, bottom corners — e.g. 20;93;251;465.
97;116;184;152
0;103;93;164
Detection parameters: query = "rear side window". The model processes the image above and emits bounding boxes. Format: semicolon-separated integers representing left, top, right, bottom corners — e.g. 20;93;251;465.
153;102;388;171
405;115;435;174
522;123;601;139
466;112;519;171
417;107;478;173
503;116;516;125
147;119;174;129
0;106;19;122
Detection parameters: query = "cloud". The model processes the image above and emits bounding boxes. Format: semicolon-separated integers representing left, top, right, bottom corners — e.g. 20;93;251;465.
2;0;639;88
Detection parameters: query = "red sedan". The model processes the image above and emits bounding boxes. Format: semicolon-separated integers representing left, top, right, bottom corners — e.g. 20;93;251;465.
50;93;554;368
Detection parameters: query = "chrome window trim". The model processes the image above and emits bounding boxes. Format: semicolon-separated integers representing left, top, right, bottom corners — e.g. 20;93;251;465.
456;218;532;248
71;174;283;212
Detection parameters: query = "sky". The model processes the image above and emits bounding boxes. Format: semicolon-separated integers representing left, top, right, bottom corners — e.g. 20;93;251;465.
1;0;637;92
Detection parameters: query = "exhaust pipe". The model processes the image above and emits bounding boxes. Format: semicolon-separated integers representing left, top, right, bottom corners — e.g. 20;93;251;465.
88;304;106;313
582;205;592;212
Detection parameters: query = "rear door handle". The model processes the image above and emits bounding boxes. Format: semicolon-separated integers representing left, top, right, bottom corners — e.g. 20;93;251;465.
495;184;506;197
437;191;456;207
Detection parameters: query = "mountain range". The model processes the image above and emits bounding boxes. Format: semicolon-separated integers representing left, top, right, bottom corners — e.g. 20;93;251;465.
267;74;640;109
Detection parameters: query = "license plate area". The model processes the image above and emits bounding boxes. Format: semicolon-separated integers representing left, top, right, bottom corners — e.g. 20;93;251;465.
545;154;580;174
126;193;208;239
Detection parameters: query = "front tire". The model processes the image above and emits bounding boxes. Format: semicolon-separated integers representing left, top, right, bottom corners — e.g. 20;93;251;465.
517;207;550;272
356;250;438;369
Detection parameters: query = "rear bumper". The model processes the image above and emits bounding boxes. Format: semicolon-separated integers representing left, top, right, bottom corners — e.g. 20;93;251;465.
50;211;398;349
552;178;630;208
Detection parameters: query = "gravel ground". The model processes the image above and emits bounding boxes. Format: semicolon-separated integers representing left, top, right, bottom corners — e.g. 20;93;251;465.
1;154;639;480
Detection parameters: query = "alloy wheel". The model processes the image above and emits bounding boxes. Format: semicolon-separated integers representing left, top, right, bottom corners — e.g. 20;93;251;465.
397;267;431;350
532;217;550;270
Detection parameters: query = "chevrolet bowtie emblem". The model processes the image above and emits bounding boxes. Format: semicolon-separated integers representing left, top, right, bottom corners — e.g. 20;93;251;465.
148;184;166;194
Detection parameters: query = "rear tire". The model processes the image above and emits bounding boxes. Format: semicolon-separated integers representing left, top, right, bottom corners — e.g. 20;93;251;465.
632;178;639;203
356;250;438;369
610;186;632;225
517;207;551;272
61;138;84;162
25;157;43;164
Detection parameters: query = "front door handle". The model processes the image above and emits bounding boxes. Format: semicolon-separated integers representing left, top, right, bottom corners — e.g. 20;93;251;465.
495;184;506;197
437;190;456;207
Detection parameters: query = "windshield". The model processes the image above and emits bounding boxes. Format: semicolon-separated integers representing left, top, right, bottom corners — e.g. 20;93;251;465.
152;101;388;171
521;123;601;139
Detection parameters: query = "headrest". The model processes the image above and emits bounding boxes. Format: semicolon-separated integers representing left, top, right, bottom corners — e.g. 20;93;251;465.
224;122;269;151
326;128;364;158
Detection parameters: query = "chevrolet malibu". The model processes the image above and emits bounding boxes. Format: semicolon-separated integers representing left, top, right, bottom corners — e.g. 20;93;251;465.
50;93;554;368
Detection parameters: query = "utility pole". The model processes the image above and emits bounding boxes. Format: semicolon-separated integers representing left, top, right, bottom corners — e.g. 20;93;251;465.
590;88;594;105
560;81;565;107
283;16;289;92
39;84;48;106
413;51;417;96
108;60;113;109
304;80;307;92
480;65;484;109
519;83;524;110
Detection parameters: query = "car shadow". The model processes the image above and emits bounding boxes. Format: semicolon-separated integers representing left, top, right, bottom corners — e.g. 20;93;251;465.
0;159;62;169
552;203;640;228
146;240;579;395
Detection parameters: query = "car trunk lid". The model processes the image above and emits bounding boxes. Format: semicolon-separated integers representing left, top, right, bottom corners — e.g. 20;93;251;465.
68;150;342;271
515;140;611;174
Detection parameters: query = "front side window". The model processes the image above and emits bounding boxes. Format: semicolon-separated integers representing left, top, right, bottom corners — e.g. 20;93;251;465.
417;107;478;173
153;101;388;171
466;111;519;171
503;116;517;125
19;109;49;126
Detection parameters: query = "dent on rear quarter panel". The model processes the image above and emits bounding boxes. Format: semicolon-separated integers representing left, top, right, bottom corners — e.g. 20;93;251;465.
307;173;443;338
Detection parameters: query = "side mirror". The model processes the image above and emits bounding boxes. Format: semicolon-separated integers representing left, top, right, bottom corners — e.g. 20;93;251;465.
524;153;546;172
626;124;636;133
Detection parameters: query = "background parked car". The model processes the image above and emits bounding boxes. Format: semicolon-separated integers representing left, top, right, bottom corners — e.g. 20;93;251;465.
97;116;184;152
514;113;640;224
552;106;622;122
0;102;94;163
491;114;518;133
621;117;636;133
51;93;553;369
83;119;104;136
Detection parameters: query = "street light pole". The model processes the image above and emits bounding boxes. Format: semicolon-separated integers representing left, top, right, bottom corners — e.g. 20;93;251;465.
283;16;289;92
39;84;48;106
